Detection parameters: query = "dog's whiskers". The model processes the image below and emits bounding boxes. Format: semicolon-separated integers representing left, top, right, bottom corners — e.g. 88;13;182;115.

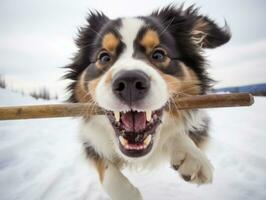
88;26;102;39
159;17;175;36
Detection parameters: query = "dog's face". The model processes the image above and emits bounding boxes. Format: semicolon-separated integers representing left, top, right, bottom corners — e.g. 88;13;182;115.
66;6;230;159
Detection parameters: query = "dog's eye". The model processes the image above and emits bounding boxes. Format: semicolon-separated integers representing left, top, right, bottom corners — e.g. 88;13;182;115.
151;49;166;62
99;52;111;64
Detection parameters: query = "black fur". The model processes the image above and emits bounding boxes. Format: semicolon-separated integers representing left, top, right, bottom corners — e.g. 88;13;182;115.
84;142;101;161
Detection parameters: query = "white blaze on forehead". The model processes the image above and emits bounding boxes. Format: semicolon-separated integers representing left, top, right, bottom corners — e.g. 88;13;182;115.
119;18;144;58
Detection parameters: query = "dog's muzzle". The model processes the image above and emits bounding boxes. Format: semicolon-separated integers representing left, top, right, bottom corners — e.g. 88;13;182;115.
103;70;164;157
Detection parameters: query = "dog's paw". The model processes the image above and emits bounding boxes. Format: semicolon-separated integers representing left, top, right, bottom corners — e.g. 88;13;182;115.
173;154;213;185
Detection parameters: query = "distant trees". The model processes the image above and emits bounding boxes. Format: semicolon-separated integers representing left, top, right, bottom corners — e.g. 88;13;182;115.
0;74;58;100
0;75;7;89
252;91;266;96
214;83;266;97
29;87;58;100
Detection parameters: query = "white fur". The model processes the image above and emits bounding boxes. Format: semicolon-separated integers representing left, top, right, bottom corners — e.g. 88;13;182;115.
103;162;143;200
164;111;213;184
79;116;117;161
119;18;144;58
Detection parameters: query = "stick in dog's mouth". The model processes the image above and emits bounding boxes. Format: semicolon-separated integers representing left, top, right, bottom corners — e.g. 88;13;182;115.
106;108;163;157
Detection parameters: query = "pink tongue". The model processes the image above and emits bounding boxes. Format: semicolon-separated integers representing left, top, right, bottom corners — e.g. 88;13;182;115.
121;111;146;132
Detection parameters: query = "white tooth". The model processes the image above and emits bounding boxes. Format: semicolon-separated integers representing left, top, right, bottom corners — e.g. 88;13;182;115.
146;111;152;122
119;136;128;146
114;112;120;122
144;135;152;146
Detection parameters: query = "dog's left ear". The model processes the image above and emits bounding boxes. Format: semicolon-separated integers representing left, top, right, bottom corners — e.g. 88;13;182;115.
152;5;231;49
190;16;231;48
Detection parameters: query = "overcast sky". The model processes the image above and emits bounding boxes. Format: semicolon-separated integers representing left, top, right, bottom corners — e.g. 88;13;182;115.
0;0;266;96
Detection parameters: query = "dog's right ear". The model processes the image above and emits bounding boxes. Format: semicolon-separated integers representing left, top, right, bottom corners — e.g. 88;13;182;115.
75;11;110;48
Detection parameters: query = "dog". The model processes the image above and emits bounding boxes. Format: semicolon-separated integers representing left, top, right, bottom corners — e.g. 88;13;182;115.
64;4;231;200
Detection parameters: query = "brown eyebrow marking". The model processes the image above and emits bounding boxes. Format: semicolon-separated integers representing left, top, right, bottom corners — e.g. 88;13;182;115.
102;32;120;52
140;29;160;52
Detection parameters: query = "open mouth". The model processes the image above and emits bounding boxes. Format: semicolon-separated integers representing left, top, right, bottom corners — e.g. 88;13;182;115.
106;108;163;157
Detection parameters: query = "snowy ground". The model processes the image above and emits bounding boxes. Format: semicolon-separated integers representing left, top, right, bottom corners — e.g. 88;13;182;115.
0;88;266;200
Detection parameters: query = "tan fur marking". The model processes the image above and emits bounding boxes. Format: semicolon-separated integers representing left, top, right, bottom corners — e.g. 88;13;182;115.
157;57;171;69
158;62;201;117
95;159;107;183
193;18;209;32
191;18;209;47
102;33;119;52
140;30;160;52
196;137;209;150
157;63;200;97
74;72;92;103
160;72;182;95
159;62;207;149
179;63;201;95
104;68;113;85
95;61;104;70
88;77;101;101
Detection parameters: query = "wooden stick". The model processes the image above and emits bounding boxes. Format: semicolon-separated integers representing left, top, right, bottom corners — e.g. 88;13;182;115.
0;93;254;121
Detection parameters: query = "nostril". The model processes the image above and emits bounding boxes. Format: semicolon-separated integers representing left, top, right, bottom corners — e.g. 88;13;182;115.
135;81;146;90
115;81;126;92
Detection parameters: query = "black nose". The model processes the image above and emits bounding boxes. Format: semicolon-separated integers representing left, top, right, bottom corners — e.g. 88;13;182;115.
112;70;150;104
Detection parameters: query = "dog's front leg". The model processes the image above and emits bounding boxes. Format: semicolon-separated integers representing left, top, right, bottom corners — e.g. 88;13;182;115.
94;159;143;200
170;132;213;185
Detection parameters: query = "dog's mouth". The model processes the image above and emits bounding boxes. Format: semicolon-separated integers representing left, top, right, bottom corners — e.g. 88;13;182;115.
106;108;163;157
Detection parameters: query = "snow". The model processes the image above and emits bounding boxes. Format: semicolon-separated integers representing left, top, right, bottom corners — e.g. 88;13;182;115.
0;88;266;200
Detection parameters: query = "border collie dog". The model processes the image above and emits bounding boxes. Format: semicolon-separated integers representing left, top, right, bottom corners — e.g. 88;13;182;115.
65;5;231;200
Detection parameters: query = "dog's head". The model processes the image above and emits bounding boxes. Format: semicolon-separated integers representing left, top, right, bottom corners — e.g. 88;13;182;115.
65;5;231;159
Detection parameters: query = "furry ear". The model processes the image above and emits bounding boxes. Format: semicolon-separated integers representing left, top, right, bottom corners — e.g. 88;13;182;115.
151;5;231;49
75;11;109;48
190;16;231;49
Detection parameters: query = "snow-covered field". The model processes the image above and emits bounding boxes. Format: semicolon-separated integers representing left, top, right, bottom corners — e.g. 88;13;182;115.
0;88;266;200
